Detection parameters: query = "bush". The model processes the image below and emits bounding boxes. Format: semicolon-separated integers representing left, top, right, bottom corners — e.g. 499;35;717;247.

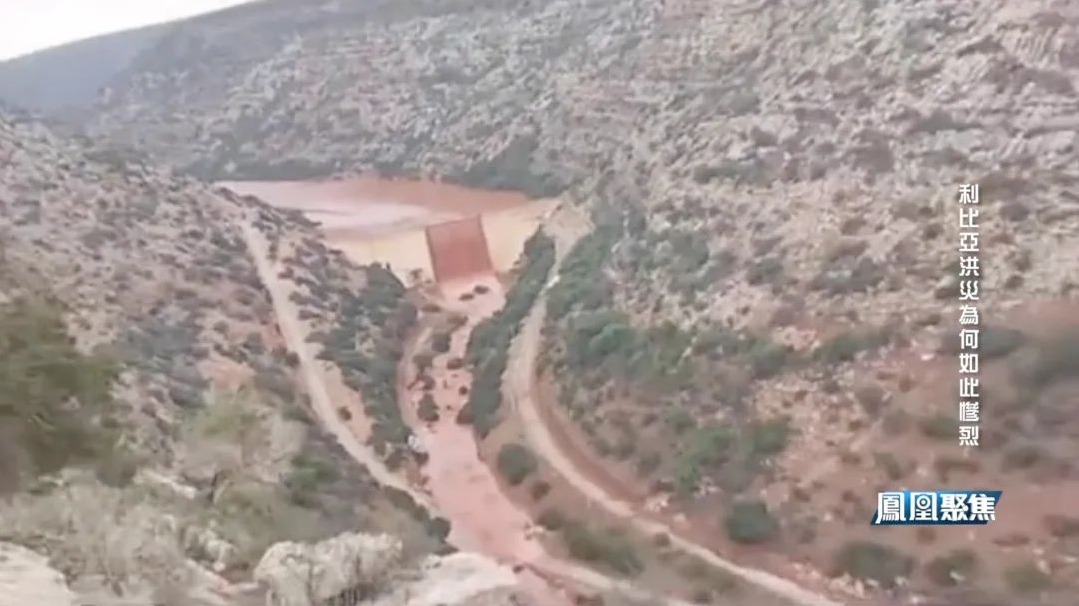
0;295;119;490
284;453;340;507
854;383;887;415
1018;331;1079;386
418;394;439;423
431;332;452;354
414;351;434;372
446;357;465;370
977;326;1026;359
665;408;696;435
537;508;566;530
873;452;905;480
920;414;958;440
834;541;914;589
1005;562;1051;593
1043;515;1079;538
675;424;735;495
814;330;886;365
746;340;793;379
749;417;790;457
1002;443;1043;470
496;443;537;486
925;549;978;586
426;517;451;542
561;522;643;576
725;500;779;544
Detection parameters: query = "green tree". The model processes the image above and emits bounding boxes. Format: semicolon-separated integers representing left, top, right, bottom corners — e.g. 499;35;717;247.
724;500;779;544
0;296;118;489
496;443;537;485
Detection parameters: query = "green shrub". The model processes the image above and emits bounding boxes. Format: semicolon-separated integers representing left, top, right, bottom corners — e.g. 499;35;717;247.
724;500;779;544
747;339;792;379
418;394;439;422
431;332;452;354
0;296;119;490
426;517;451;542
1019;331;1079;386
537;508;565;530
1002;443;1043;470
920;414;958;440
970;326;1026;359
561;522;643;576
413;351;434;372
1005;562;1051;593
749;417;790;457
814;330;886;365
873;452;905;480
925;549;978;587
664;408;696;435
284;453;340;507
834;541;914;589
675;424;735;495
496;443;537;486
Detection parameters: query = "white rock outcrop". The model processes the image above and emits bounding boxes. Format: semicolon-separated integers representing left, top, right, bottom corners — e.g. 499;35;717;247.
367;551;520;606
254;532;404;606
254;532;522;606
0;542;77;606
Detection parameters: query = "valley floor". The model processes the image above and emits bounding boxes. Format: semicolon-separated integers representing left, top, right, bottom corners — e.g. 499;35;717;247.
229;179;847;606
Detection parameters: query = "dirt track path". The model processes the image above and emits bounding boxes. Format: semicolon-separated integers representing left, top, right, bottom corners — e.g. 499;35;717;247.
242;220;696;605
240;223;433;509
503;214;847;606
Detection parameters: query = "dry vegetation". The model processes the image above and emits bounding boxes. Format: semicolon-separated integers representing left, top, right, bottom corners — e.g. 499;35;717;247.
3;0;1076;603
0;111;445;601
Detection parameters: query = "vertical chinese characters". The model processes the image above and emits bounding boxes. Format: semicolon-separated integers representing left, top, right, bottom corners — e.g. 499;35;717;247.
958;184;980;447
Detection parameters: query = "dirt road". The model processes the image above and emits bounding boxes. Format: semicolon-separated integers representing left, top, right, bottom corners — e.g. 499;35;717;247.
240;193;837;605
242;219;695;605
402;278;706;606
502;217;847;606
239;222;433;509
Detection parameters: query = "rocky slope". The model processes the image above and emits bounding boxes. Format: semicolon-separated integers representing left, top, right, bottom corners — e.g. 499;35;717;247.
0;21;170;117
0;109;464;602
25;0;1079;603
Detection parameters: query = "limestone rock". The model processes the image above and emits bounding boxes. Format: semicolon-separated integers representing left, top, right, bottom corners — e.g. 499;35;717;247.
254;532;522;606
367;551;520;606
254;532;404;606
0;542;77;606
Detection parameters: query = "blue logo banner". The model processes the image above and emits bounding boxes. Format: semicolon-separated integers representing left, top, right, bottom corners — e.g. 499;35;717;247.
870;490;1002;526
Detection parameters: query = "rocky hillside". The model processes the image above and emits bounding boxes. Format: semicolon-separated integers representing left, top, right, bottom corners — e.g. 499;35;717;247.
0;21;170;116
40;0;1079;603
0;109;464;602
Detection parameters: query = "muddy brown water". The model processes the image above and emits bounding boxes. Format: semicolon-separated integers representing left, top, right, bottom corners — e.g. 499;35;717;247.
220;178;555;284
222;179;575;603
220;178;533;237
404;277;575;605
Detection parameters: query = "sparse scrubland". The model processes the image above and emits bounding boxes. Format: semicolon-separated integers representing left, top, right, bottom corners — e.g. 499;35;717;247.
2;0;1079;603
0;113;447;604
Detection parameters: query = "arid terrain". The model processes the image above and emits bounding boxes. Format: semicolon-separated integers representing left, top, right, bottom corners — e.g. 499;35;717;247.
1;0;1078;604
0;109;476;605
